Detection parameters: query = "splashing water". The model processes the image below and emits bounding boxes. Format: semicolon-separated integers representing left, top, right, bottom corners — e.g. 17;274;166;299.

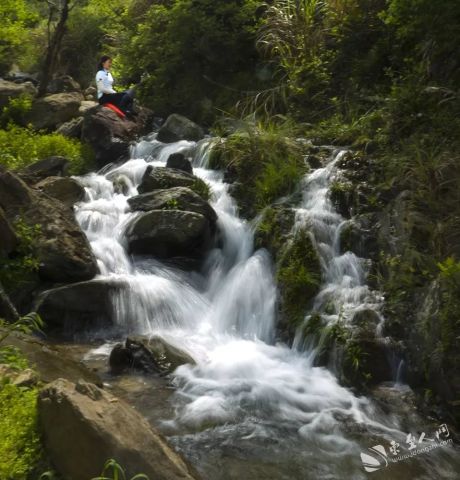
73;135;458;479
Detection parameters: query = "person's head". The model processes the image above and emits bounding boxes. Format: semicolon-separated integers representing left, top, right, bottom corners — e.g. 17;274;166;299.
97;55;112;71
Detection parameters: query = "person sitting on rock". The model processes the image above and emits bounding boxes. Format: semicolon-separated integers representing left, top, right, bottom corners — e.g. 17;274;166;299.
95;55;136;116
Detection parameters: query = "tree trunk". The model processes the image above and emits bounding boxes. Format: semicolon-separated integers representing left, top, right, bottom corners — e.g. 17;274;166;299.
0;281;19;322
38;1;71;97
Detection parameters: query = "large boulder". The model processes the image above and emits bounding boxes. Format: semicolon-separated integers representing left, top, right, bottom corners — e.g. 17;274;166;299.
20;156;70;180
46;75;81;94
78;100;98;115
157;114;204;143
128;187;217;227
125;209;212;259
38;379;200;480
0;170;98;283
24;92;83;130
35;176;85;207
0;79;37;109
81;105;138;168
138;165;209;199
166;152;193;173
56;117;83;139
34;279;123;335
110;336;195;375
5;329;102;386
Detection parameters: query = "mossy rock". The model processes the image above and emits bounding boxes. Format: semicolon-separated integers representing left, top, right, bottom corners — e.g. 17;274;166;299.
209;130;306;219
138;165;211;201
276;228;322;336
254;206;296;256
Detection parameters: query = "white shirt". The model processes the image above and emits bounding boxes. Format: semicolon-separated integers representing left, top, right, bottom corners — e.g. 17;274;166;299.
95;68;116;99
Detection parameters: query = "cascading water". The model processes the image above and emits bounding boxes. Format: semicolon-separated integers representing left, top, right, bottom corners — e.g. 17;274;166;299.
73;134;458;479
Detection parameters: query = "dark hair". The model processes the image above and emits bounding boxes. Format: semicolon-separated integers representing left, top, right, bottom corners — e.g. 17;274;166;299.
97;55;111;71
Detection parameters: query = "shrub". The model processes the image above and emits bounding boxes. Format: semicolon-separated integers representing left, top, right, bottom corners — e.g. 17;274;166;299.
0;381;42;479
0;218;40;293
0;124;94;174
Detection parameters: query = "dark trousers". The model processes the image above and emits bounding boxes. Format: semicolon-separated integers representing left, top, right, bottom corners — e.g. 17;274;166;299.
98;92;133;113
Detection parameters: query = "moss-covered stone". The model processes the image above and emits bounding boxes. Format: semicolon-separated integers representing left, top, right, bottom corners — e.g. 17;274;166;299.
209;127;307;219
254;206;296;256
276;228;322;336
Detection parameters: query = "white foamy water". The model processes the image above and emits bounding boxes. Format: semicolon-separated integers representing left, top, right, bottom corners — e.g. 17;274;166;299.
73;135;457;479
292;150;387;353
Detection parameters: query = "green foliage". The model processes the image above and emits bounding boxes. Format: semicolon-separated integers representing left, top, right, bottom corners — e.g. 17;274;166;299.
382;0;460;87
92;458;149;480
190;178;211;201
0;343;45;480
0;94;33;128
0;0;39;75
437;257;460;280
254;206;295;255
0;218;41;293
0;312;45;346
118;0;267;123
164;198;179;210
210;118;305;216
0;381;42;479
0;124;94;174
0;346;29;370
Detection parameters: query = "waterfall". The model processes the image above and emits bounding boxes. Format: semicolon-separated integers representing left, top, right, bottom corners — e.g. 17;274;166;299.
73;135;458;479
292;149;385;347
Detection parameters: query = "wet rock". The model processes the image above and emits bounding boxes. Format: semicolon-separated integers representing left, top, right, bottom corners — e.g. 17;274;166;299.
329;179;355;218
139;167;175;194
254;206;296;256
38;378;200;480
56;117;84;139
110;338;162;374
128;187;217;226
406;279;460;424
350;308;381;334
34;279;123;335
157;113;204;143
0;79;37;109
126;209;212;259
0;170;98;283
35;176;85;207
277;228;322;337
20;156;70;180
24;92;83;130
147;335;196;373
371;384;426;432
138;165;209;199
109;336;195;375
81;105;137;167
166;152;193;173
